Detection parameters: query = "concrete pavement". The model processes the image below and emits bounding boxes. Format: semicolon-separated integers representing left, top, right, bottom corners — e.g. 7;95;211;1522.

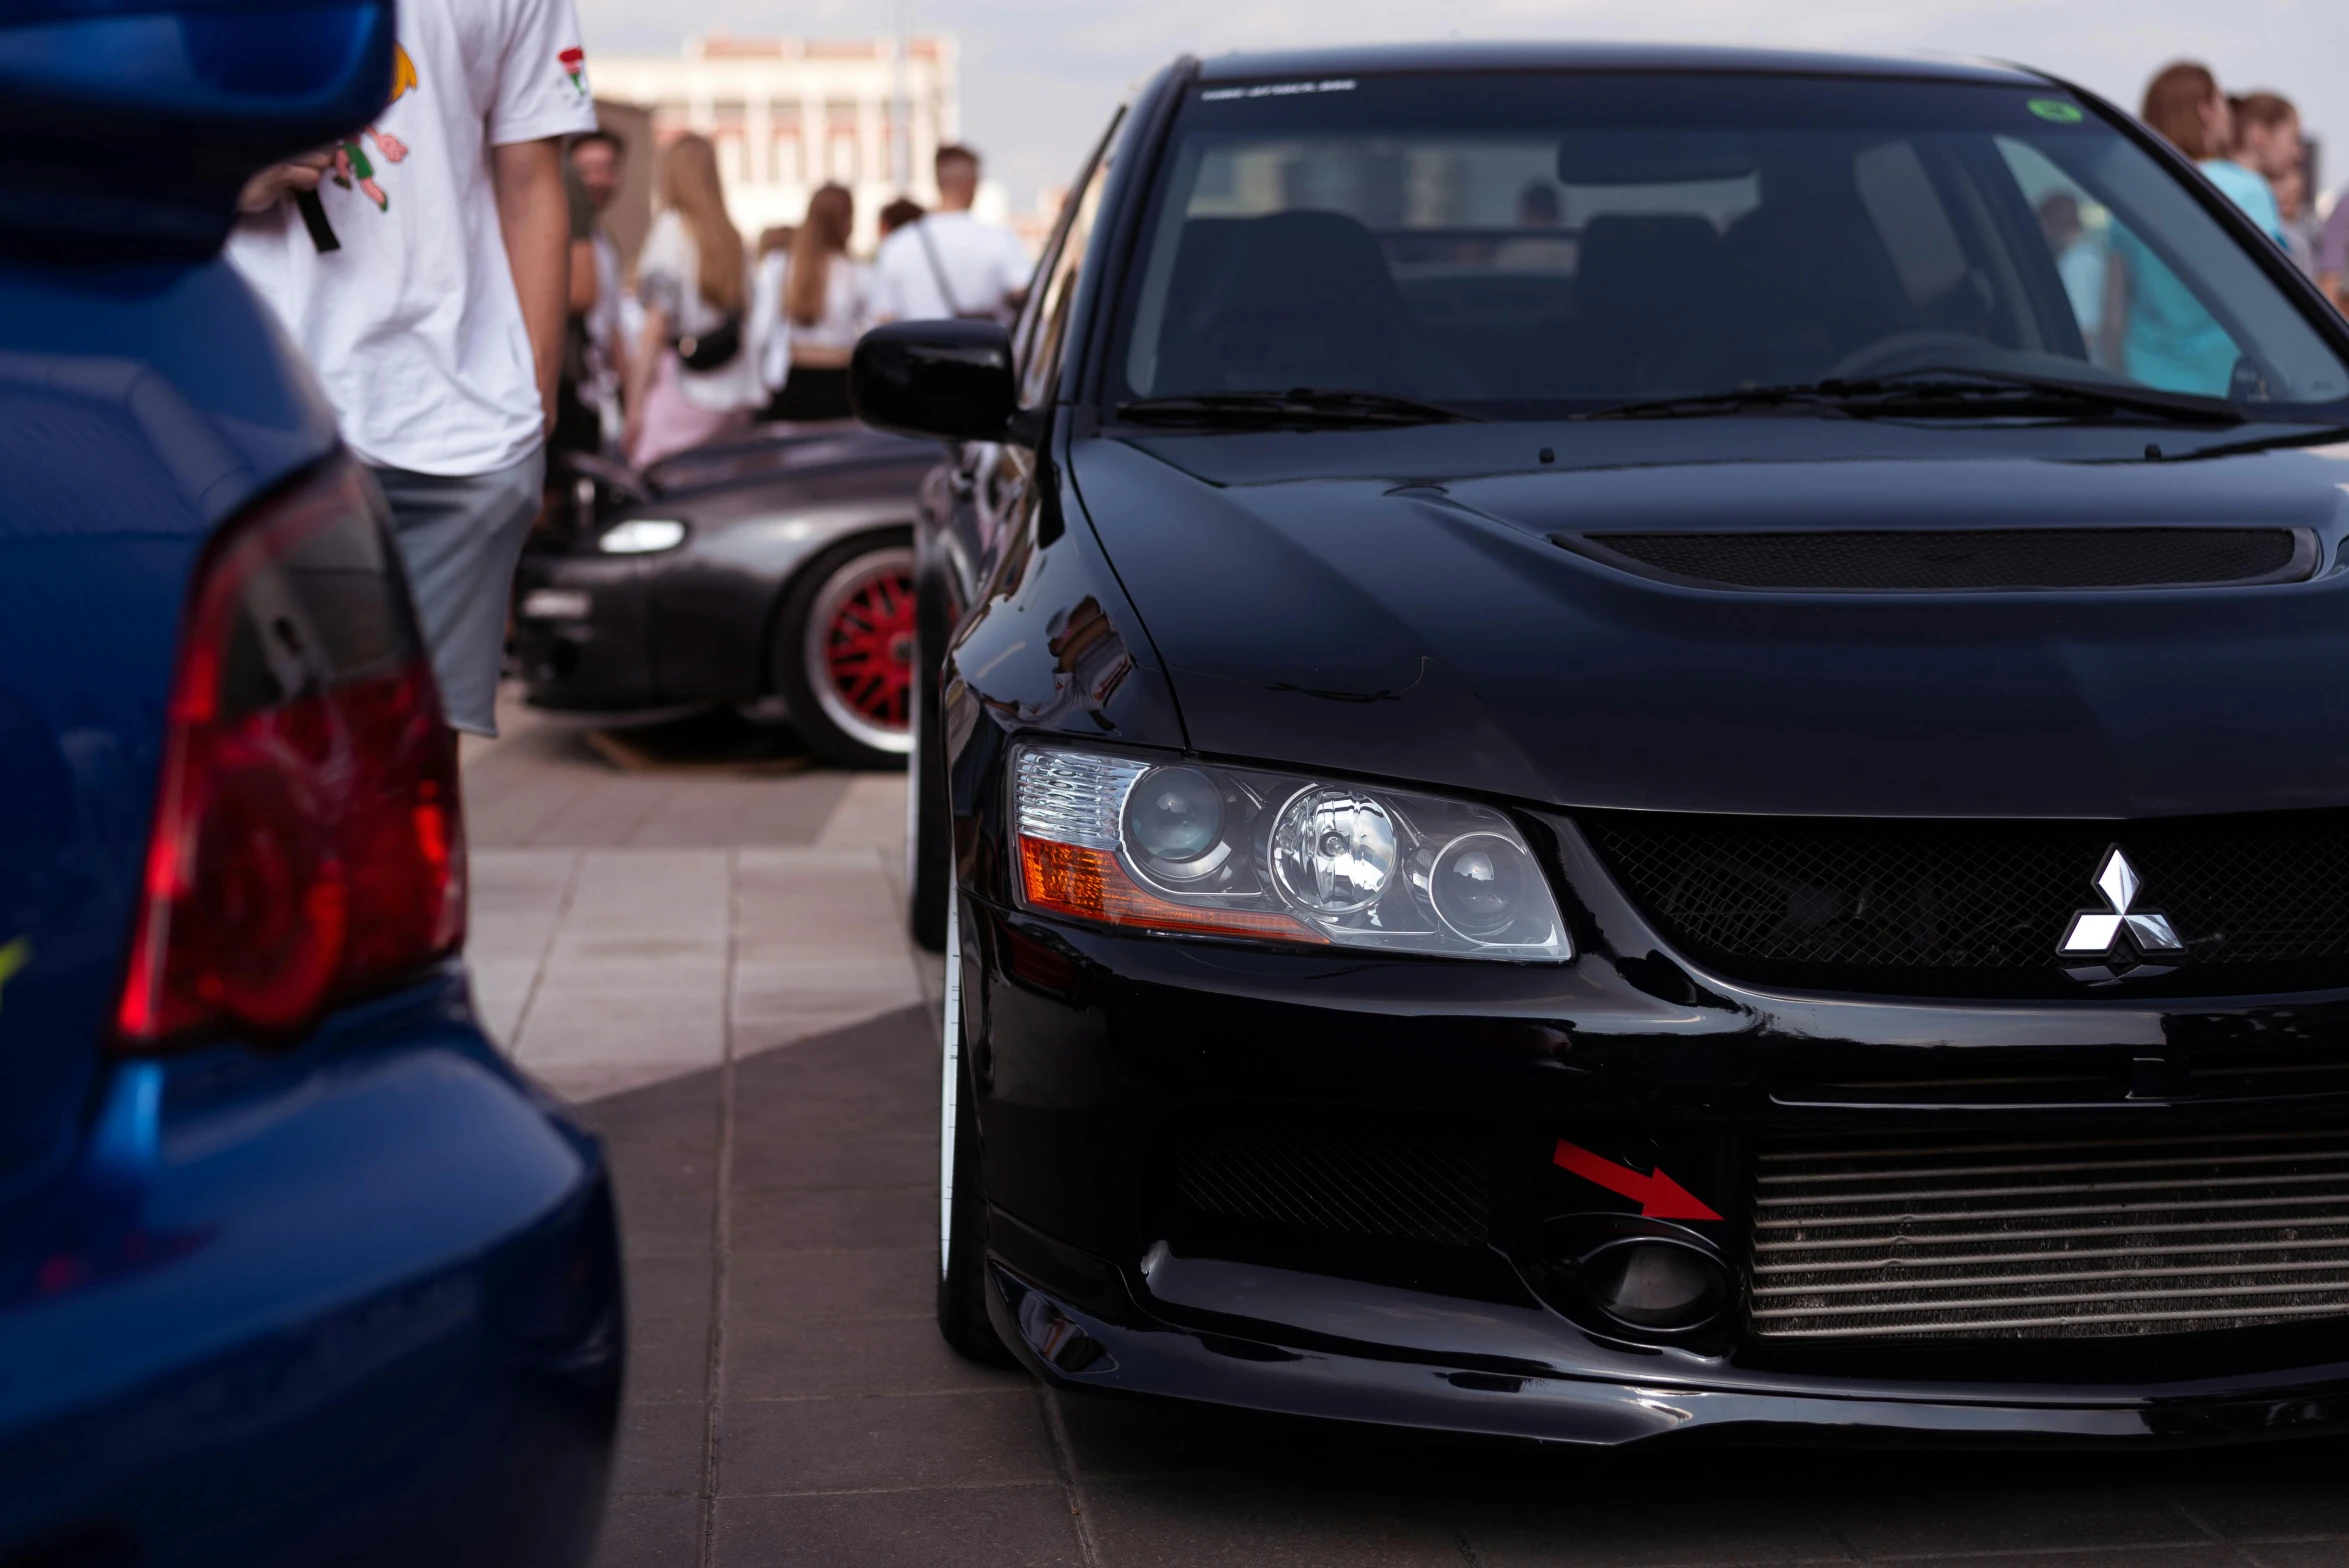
462;701;2349;1568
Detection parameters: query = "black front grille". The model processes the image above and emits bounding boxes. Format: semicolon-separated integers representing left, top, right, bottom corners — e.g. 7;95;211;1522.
1575;527;2313;592
1165;1122;1490;1247
1583;808;2349;993
1752;1126;2349;1340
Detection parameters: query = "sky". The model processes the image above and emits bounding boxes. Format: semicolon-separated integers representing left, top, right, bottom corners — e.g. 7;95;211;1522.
575;0;2349;209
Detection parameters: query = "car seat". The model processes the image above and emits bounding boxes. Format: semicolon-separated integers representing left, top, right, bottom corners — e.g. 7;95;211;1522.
1669;174;1915;388
1567;214;1722;396
1151;210;1474;398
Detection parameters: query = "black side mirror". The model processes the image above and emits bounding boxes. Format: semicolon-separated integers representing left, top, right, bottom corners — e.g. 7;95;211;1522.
851;321;1019;443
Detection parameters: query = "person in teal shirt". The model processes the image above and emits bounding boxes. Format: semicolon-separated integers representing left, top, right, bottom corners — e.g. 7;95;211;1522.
2113;62;2267;395
2202;157;2286;246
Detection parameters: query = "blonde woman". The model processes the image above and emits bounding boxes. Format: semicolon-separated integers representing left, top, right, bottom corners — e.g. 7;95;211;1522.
763;183;868;422
626;134;762;465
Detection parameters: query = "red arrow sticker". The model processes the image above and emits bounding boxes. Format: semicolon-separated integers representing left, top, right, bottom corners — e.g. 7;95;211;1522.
1553;1139;1722;1222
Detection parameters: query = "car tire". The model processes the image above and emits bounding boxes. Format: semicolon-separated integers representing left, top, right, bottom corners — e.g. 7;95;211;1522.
938;890;1013;1364
774;529;916;770
906;574;952;951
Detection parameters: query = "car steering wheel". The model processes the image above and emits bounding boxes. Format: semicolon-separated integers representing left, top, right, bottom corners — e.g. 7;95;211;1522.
1822;331;2002;383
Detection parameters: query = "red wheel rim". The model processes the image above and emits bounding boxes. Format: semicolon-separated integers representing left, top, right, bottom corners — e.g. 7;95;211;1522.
823;565;915;732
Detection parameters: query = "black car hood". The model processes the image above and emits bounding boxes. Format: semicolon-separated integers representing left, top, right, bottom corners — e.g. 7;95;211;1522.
1072;433;2349;819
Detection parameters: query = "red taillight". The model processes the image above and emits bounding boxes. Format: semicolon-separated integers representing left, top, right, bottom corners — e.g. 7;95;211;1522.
115;462;466;1051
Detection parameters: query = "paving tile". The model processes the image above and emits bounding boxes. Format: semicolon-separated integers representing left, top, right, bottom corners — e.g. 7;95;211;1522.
543;1059;729;1105
2174;1439;2349;1540
2247;1543;2349;1567
722;1315;1029;1399
625;1314;712;1406
611;1173;716;1258
731;1186;933;1251
590;1494;702;1568
732;1006;930;1059
1053;1392;1319;1480
714;1484;1077;1568
1823;1476;2204;1560
1463;1493;1851;1567
727;1084;931;1142
784;1041;931;1081
723;1096;928;1144
730;1046;934;1099
726;1247;934;1320
731;1134;933;1192
576;1069;722;1145
732;955;919;991
730;1052;933;1122
732;1006;932;1074
566;849;733;918
622;773;853;848
469;979;534;1048
606;1142;718;1198
517;998;726;1072
625;1255;715;1322
1891;1551;2243;1568
718;1390;1057;1495
814;774;911;851
613;1401;708;1498
465;848;578;941
1085;1476;1468;1567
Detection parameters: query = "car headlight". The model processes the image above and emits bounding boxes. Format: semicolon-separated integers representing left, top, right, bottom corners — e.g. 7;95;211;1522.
598;518;687;554
1011;744;1570;961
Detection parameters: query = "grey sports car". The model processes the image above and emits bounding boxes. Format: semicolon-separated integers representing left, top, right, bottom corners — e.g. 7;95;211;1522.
512;422;938;767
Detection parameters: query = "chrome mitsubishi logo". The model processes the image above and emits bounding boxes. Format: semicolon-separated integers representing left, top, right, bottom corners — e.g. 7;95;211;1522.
2059;847;2184;962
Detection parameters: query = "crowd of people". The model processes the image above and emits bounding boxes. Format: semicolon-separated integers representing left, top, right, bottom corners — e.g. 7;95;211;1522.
557;135;1031;470
2040;62;2346;392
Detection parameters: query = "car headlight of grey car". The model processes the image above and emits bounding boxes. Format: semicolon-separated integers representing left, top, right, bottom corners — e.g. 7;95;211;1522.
597;518;688;554
1011;744;1571;961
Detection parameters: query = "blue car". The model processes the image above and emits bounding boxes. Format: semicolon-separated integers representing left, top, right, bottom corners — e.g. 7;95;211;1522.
0;3;622;1561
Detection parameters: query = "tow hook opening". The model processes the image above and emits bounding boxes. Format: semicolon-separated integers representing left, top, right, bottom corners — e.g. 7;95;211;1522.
1517;1215;1736;1337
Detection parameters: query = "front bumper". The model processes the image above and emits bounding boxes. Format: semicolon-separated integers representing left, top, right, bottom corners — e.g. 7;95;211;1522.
955;811;2349;1448
511;549;662;711
0;974;622;1566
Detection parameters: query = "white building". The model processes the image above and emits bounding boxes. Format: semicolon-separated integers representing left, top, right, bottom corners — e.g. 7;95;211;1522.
591;34;1001;250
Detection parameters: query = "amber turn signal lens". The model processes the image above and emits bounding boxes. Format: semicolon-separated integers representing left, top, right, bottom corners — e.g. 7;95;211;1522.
1016;836;1326;944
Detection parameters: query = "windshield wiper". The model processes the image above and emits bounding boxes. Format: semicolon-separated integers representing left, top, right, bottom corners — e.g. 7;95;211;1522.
1582;370;2244;427
1115;389;1483;428
2144;422;2349;462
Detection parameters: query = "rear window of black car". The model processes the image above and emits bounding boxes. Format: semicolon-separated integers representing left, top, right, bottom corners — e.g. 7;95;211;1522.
1109;72;2349;416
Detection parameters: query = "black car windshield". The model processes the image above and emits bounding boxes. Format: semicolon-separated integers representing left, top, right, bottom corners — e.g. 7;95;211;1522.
1109;72;2349;421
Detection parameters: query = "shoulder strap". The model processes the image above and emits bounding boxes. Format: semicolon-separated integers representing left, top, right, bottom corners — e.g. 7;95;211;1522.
913;218;964;318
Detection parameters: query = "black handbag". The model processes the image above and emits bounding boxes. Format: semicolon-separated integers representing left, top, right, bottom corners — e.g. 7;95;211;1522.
675;312;743;372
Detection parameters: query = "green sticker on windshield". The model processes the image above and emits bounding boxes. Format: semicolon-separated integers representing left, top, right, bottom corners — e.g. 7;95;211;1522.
2028;98;2085;125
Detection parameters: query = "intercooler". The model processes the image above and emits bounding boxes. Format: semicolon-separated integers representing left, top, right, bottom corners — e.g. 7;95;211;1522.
1750;1126;2349;1340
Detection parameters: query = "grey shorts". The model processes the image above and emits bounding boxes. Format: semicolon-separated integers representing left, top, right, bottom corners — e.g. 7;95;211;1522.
369;450;545;736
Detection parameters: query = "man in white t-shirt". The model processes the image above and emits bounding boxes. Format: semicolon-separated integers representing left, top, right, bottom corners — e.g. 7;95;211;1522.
226;0;595;736
873;145;1034;325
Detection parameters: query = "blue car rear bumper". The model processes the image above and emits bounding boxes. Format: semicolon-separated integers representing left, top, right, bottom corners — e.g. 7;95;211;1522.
0;972;623;1568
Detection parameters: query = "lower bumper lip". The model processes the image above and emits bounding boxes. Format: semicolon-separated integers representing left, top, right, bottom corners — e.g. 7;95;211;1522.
987;1251;2349;1449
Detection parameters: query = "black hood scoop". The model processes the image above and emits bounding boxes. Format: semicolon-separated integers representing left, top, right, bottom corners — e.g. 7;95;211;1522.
1563;526;2319;593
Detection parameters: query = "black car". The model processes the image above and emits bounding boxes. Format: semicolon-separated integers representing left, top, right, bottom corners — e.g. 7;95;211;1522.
513;423;938;766
858;43;2349;1446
